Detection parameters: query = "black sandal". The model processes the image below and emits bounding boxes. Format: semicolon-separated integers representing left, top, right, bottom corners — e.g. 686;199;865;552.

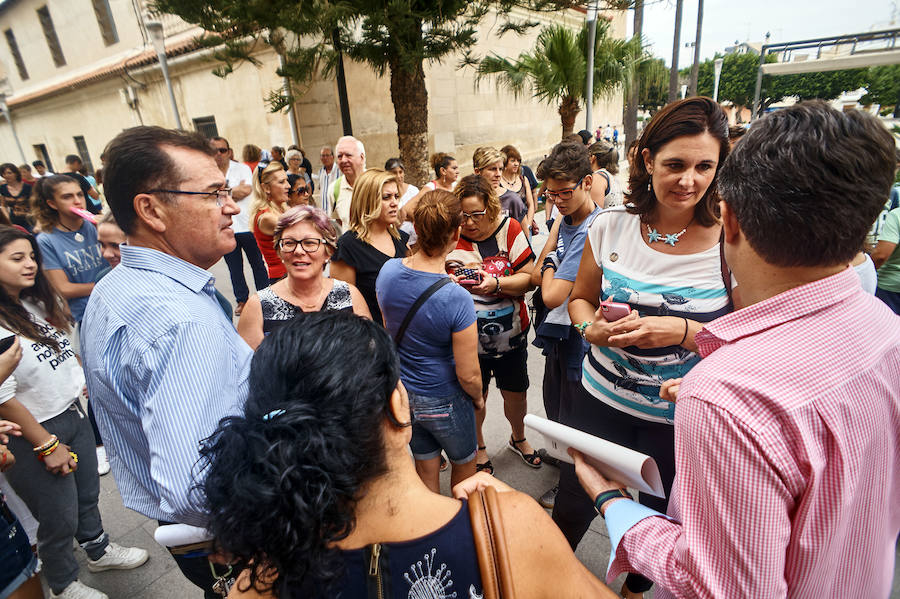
475;445;494;475
508;437;542;468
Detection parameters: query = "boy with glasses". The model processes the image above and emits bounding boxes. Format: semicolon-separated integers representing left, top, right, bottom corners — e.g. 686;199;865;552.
529;142;600;510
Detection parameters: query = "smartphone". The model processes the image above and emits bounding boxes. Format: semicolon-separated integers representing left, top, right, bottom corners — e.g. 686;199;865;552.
454;267;482;286
600;300;631;321
0;335;15;354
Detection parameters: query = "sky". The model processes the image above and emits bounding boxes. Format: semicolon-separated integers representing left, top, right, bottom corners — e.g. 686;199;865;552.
630;0;897;68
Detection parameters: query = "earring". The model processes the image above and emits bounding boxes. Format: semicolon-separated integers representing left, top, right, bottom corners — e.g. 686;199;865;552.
647;173;652;192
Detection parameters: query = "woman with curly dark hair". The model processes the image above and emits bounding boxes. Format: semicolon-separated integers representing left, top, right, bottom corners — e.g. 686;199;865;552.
200;311;612;598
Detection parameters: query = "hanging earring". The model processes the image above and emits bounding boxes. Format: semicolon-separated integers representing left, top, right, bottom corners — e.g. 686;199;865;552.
647;173;652;192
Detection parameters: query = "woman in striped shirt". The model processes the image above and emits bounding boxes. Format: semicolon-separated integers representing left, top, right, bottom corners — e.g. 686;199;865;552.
561;97;733;599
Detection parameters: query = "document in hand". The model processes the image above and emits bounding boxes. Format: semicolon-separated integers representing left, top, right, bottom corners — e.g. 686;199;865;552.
524;414;665;498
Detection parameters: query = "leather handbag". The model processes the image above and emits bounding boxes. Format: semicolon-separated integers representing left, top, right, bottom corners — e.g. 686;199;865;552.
468;486;516;598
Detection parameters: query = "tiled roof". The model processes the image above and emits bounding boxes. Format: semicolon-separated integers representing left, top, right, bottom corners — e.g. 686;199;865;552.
7;35;204;108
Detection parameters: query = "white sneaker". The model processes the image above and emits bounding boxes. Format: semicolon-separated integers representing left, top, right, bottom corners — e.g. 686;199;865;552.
86;542;149;572
50;580;109;599
96;446;110;476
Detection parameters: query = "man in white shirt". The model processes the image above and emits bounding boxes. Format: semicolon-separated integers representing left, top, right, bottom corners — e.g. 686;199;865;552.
331;136;366;226
317;145;340;215
211;136;268;315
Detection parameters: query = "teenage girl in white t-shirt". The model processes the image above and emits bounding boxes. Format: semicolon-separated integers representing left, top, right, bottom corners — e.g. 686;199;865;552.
0;226;147;598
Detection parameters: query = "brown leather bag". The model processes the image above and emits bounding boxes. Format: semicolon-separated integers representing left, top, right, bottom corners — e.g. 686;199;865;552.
468;486;516;598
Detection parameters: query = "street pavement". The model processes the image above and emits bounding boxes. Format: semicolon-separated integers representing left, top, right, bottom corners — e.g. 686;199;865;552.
40;210;900;598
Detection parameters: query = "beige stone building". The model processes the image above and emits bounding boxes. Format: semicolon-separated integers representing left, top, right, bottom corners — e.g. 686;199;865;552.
0;0;625;179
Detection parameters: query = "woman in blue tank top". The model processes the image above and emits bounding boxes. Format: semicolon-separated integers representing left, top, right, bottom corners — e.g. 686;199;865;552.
198;312;613;598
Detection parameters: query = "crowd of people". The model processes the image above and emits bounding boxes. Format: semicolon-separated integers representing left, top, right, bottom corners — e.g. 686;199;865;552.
0;96;897;599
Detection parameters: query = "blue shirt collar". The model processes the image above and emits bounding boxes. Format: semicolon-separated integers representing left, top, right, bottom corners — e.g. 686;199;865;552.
119;245;215;294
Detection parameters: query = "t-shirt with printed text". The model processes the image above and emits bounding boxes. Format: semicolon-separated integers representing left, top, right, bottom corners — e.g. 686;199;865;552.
37;221;108;322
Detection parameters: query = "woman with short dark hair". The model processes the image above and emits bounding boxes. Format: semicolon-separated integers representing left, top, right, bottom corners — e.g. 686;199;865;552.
376;190;482;492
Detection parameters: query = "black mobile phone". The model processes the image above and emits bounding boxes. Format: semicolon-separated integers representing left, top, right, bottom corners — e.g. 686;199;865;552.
0;335;16;354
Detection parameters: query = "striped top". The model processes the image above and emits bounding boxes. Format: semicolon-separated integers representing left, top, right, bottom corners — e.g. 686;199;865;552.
582;207;730;424
81;245;253;527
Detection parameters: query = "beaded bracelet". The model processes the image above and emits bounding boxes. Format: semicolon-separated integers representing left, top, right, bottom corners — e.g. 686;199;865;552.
575;321;593;339
36;440;60;461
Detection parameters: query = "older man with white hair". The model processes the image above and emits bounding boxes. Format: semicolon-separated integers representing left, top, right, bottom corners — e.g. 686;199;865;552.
330;136;366;226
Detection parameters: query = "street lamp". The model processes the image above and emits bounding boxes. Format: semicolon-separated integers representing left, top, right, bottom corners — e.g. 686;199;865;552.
0;94;27;163
713;58;724;102
144;19;183;129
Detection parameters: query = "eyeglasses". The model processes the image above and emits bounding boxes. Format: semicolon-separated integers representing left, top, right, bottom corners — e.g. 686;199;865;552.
544;176;585;201
291;186;310;195
214;147;230;154
145;188;233;207
277;237;327;253
461;210;488;222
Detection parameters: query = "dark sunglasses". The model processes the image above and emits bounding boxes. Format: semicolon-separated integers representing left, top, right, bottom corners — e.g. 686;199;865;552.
214;147;230;154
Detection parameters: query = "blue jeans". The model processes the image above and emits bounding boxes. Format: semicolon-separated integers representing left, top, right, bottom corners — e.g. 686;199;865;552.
0;498;39;599
224;232;269;303
408;388;477;464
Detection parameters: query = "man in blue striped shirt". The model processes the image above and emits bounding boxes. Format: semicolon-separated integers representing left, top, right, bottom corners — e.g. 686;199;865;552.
81;126;253;598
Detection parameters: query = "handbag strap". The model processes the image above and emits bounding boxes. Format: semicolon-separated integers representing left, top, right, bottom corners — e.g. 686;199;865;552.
468;486;516;599
393;277;452;347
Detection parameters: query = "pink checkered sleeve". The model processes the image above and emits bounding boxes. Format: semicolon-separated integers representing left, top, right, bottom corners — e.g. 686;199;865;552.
610;395;794;598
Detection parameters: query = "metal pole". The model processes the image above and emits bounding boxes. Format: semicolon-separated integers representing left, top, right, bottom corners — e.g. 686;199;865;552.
751;46;767;121
585;0;599;131
145;21;182;129
0;97;26;163
332;28;353;136
713;58;723;102
278;53;301;147
157;53;182;129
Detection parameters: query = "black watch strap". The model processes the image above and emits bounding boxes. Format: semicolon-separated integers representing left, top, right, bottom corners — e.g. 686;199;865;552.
593;488;633;517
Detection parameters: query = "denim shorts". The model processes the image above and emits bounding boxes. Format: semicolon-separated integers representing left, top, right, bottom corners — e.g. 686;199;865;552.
408;388;477;464
0;498;39;599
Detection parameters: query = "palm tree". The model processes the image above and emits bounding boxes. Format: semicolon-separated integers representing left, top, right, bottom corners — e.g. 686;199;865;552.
476;21;643;138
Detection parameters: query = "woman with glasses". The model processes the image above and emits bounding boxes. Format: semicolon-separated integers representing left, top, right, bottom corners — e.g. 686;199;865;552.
446;174;537;475
588;140;624;209
238;205;369;350
285;149;314;195
249;163;292;284
330;169;409;326
286;174;314;208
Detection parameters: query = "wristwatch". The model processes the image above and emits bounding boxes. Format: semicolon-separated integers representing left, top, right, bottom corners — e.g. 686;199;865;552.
593;488;633;517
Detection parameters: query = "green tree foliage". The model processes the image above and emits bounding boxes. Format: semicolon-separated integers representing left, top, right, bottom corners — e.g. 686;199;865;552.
476;21;646;138
694;52;867;116
635;56;668;112
859;65;900;117
150;0;589;185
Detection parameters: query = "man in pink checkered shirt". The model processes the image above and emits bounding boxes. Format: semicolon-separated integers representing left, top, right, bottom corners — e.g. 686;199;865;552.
570;102;900;597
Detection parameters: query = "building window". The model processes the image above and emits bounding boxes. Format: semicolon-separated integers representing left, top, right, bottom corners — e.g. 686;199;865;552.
4;29;28;80
73;137;94;175
37;6;66;67
91;0;118;46
33;144;53;172
192;116;218;138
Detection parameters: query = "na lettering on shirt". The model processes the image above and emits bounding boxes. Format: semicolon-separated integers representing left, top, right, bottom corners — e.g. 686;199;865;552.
32;322;75;370
64;245;104;275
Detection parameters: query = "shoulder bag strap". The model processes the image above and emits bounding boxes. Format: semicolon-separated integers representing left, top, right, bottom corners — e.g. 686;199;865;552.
394;277;452;347
468;486;516;599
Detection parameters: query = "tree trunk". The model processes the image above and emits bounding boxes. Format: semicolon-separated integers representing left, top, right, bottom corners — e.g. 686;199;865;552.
389;57;430;188
559;95;581;139
668;0;684;102
688;0;703;96
624;0;643;148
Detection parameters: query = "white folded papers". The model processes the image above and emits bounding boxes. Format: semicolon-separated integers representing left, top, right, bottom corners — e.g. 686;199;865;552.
524;414;665;498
